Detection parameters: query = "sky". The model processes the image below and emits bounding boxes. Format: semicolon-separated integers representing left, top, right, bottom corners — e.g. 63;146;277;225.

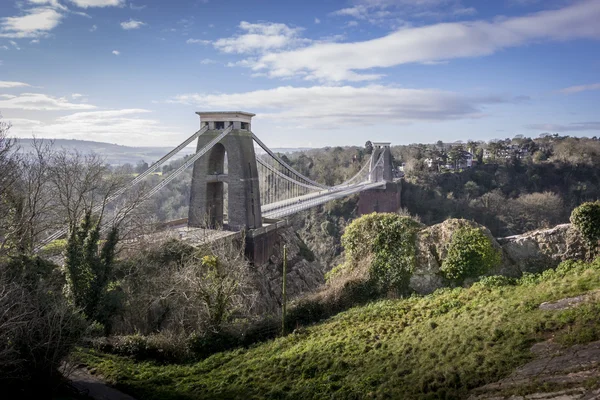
0;0;599;148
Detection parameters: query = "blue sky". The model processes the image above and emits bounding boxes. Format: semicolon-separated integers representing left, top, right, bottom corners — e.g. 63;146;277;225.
0;0;599;148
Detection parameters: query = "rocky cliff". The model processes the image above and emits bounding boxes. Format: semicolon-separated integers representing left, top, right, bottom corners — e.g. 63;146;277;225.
411;219;587;294
252;227;326;314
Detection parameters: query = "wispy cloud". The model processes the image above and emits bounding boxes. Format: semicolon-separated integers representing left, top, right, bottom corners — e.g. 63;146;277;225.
67;0;125;8
0;81;31;88
200;58;216;64
112;50;120;55
7;109;182;146
90;24;97;32
120;19;146;30
186;38;210;45
0;7;64;38
130;2;146;10
168;85;509;128
226;0;600;82
558;83;600;94
213;21;310;54
0;92;96;110
527;122;600;132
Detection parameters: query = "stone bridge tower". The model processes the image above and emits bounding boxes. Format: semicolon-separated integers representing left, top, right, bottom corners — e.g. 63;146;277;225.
359;142;402;215
188;111;262;231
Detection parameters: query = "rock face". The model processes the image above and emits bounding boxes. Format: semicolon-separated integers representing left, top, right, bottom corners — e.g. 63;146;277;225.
498;223;586;273
410;220;587;295
251;227;325;314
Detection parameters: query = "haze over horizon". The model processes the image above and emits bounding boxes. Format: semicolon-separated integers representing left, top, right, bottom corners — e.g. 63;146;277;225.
0;0;599;148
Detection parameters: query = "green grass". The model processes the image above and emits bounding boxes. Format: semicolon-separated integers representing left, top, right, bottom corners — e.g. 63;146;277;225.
76;260;600;400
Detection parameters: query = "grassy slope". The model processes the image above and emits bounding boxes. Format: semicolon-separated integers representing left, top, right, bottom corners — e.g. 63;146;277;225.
77;261;600;400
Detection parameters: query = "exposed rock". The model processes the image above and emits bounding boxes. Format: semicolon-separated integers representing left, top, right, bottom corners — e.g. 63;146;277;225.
469;339;600;399
252;227;325;314
409;220;588;295
499;224;586;273
411;218;512;294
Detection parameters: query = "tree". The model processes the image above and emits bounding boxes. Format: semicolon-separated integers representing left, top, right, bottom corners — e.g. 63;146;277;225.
364;141;373;155
64;211;120;331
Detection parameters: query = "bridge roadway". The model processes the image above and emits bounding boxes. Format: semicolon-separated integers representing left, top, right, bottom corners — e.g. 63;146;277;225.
262;181;386;219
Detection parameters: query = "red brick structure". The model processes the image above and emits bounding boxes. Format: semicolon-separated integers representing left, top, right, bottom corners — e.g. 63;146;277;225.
358;181;401;215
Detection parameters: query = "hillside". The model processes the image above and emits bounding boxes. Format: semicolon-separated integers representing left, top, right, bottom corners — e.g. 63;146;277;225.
77;259;600;399
15;138;313;166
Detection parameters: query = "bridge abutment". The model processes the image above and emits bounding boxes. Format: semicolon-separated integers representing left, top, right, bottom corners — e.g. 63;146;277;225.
358;181;402;215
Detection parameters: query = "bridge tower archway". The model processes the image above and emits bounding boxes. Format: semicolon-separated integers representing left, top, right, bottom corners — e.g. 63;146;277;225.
188;112;262;230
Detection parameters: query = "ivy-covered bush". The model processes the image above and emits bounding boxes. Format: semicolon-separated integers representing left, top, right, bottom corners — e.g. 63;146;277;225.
570;201;600;254
341;213;422;295
440;227;500;284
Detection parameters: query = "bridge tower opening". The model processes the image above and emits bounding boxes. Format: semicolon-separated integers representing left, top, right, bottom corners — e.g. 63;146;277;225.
188;111;262;230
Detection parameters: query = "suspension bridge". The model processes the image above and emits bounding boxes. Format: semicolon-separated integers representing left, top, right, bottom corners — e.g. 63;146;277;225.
38;111;400;263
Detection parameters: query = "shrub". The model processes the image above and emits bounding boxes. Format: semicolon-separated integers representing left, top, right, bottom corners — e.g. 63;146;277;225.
341;213;422;295
0;257;87;394
570;201;600;254
440;227;501;284
188;330;241;360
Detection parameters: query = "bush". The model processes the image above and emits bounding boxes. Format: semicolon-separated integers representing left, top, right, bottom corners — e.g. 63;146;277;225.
0;257;87;394
90;333;190;363
440;227;501;284
341;213;422;295
188;330;241;360
570;201;600;253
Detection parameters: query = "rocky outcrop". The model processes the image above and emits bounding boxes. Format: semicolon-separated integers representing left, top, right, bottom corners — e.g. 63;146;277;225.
252;227;325;314
410;220;587;295
498;223;586;273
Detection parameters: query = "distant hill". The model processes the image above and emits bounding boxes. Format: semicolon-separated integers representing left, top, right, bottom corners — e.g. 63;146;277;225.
15;139;314;166
15;138;197;166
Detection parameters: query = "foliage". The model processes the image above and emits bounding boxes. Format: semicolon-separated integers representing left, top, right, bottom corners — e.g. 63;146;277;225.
76;258;600;400
570;201;600;252
64;211;121;332
0;256;87;395
341;213;422;294
440;226;500;284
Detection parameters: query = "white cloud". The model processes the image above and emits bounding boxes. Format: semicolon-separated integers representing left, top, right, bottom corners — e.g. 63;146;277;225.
331;0;476;24
30;39;40;44
168;85;507;128
314;18;321;24
527;122;600;132
7;109;182;146
0;81;31;88
0;45;8;50
130;2;146;10
213;21;309;54
241;0;600;82
112;50;120;55
0;7;63;38
9;40;20;50
186;38;210;45
120;19;146;30
558;83;600;94
90;24;97;32
0;92;97;110
67;0;125;8
200;58;216;64
71;93;84;99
